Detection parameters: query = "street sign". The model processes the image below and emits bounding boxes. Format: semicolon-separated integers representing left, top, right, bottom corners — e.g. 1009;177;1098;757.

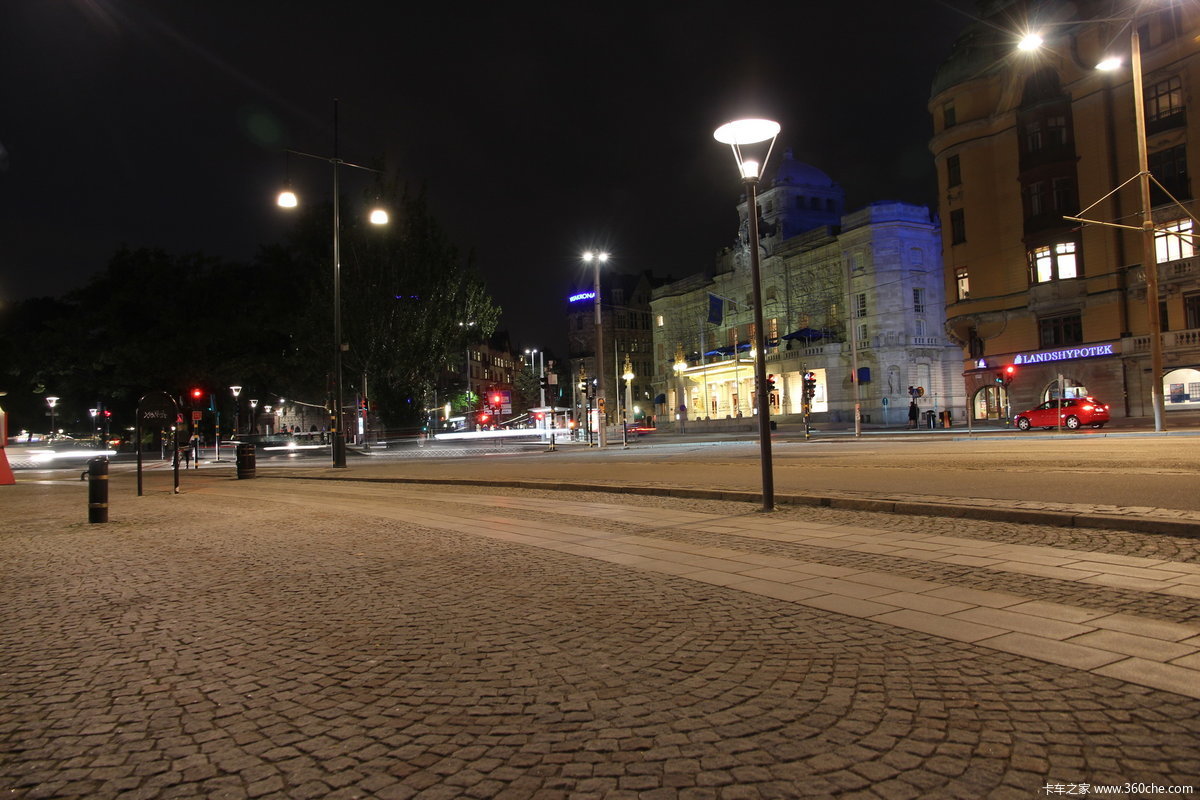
192;411;202;421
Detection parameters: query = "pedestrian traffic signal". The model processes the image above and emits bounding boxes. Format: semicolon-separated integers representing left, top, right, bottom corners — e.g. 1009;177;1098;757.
766;374;776;393
490;392;502;406
802;372;817;399
995;365;1017;387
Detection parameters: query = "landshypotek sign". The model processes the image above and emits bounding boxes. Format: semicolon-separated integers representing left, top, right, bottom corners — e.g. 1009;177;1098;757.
1012;342;1116;365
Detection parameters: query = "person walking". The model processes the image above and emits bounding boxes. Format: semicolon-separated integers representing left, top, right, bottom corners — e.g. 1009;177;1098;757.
908;400;920;429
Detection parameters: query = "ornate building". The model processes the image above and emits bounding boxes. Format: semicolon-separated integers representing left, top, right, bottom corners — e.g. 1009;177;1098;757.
931;0;1200;420
650;151;964;428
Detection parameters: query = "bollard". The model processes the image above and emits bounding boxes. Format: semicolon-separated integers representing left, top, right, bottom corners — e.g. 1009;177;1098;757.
87;456;109;523
236;442;256;479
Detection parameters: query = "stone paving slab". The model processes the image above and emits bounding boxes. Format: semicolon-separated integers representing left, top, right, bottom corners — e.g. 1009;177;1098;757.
3;474;1200;799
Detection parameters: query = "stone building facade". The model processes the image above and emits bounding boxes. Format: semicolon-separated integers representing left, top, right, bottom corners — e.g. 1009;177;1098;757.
650;152;964;428
931;0;1200;420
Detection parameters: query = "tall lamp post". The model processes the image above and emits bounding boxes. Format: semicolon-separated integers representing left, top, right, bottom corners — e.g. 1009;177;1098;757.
277;99;389;467
46;396;60;439
248;399;258;435
714;118;780;512
230;385;242;436
583;251;609;447
1024;12;1167;431
622;355;635;449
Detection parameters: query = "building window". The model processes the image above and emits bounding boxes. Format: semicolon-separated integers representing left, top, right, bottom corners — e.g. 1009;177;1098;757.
655;314;664;327
950;209;966;244
946;155;962;188
913;288;926;314
857;322;869;345
854;292;867;319
956;270;970;300
1039;313;1084;347
1156;219;1195;263
1026;181;1047;216
1046;115;1067;147
1023;119;1043;153
1052;177;1075;211
915;318;927;337
1185;292;1200;328
1149;143;1190;202
1147;76;1184;125
768;318;778;340
910;247;924;265
943;101;956;128
1030;242;1078;283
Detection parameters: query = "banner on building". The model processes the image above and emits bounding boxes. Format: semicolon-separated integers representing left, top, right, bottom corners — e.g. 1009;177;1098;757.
707;293;723;325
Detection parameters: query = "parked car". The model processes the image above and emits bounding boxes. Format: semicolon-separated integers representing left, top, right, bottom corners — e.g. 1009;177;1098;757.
1013;397;1111;430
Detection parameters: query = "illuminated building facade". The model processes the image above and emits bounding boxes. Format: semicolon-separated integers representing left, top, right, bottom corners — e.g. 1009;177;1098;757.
931;0;1200;419
649;151;964;428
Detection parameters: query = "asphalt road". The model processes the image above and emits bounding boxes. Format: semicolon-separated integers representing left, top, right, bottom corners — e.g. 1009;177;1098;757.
291;433;1200;513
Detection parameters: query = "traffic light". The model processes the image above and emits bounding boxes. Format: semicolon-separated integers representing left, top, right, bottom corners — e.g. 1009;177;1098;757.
190;388;203;402
802;372;817;399
360;397;370;411
995;365;1016;387
766;374;777;393
490;392;502;407
479;412;490;423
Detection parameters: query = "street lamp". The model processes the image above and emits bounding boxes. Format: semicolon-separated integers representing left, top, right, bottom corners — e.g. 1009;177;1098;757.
45;396;60;439
248;398;258;435
622;355;635;426
1024;12;1167;431
230;385;242;436
582;250;609;447
276;99;389;467
714;117;780;511
525;347;546;436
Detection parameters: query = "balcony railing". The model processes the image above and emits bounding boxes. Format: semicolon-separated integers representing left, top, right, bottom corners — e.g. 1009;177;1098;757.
1124;327;1200;353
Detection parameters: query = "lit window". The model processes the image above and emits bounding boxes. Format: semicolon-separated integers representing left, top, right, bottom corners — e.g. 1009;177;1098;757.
655;314;664;327
1030;242;1078;283
956;270;970;300
854;293;867;319
1156;219;1195;263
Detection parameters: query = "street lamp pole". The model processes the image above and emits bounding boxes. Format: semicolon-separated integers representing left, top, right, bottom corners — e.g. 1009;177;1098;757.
583;251;609;447
714;118;780;512
46;396;59;439
277;99;388;467
1130;28;1166;432
230;385;242;436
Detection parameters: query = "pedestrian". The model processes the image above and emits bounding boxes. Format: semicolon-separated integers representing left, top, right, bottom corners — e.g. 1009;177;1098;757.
908;400;920;429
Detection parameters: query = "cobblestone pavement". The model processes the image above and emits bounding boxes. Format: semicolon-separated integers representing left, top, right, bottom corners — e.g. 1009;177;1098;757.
2;473;1199;800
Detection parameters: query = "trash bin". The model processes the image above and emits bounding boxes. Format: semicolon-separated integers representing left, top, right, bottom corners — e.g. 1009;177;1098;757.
236;442;256;479
925;410;937;429
770;420;777;431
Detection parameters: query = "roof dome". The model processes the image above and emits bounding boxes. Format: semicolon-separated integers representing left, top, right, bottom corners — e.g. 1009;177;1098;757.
770;149;834;188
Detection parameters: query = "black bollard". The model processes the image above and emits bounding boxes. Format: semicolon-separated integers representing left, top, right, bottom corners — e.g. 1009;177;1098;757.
87;456;109;523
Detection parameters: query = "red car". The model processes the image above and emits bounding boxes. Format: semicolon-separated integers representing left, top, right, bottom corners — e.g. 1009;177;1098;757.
1014;397;1111;430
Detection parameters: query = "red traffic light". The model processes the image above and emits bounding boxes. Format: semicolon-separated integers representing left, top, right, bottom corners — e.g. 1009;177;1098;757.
491;393;502;405
479;412;490;423
191;388;203;399
1004;365;1016;376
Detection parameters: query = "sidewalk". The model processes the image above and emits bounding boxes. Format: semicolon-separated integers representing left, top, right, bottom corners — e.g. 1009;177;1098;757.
4;473;1199;799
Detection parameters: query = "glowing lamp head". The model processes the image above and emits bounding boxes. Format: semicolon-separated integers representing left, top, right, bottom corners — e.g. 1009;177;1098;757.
277;190;298;209
369;208;389;225
1096;56;1122;71
1017;32;1044;51
739;160;761;180
713;119;781;146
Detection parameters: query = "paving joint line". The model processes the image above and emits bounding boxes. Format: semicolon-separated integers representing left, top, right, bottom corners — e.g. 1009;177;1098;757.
271;472;1200;539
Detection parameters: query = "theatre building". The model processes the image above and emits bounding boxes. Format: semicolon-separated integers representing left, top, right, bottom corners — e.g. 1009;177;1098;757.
649;151;964;428
931;0;1200;420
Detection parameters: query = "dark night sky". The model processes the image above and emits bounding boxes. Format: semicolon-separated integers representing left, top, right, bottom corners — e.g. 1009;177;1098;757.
0;0;980;356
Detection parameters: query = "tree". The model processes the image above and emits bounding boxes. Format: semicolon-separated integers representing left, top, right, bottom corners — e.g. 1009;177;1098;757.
279;181;500;428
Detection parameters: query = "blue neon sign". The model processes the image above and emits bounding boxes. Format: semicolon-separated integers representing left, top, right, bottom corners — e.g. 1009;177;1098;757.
569;291;596;303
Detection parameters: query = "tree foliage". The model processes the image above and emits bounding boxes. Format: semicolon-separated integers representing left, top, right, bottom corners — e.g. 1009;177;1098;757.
0;180;500;433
